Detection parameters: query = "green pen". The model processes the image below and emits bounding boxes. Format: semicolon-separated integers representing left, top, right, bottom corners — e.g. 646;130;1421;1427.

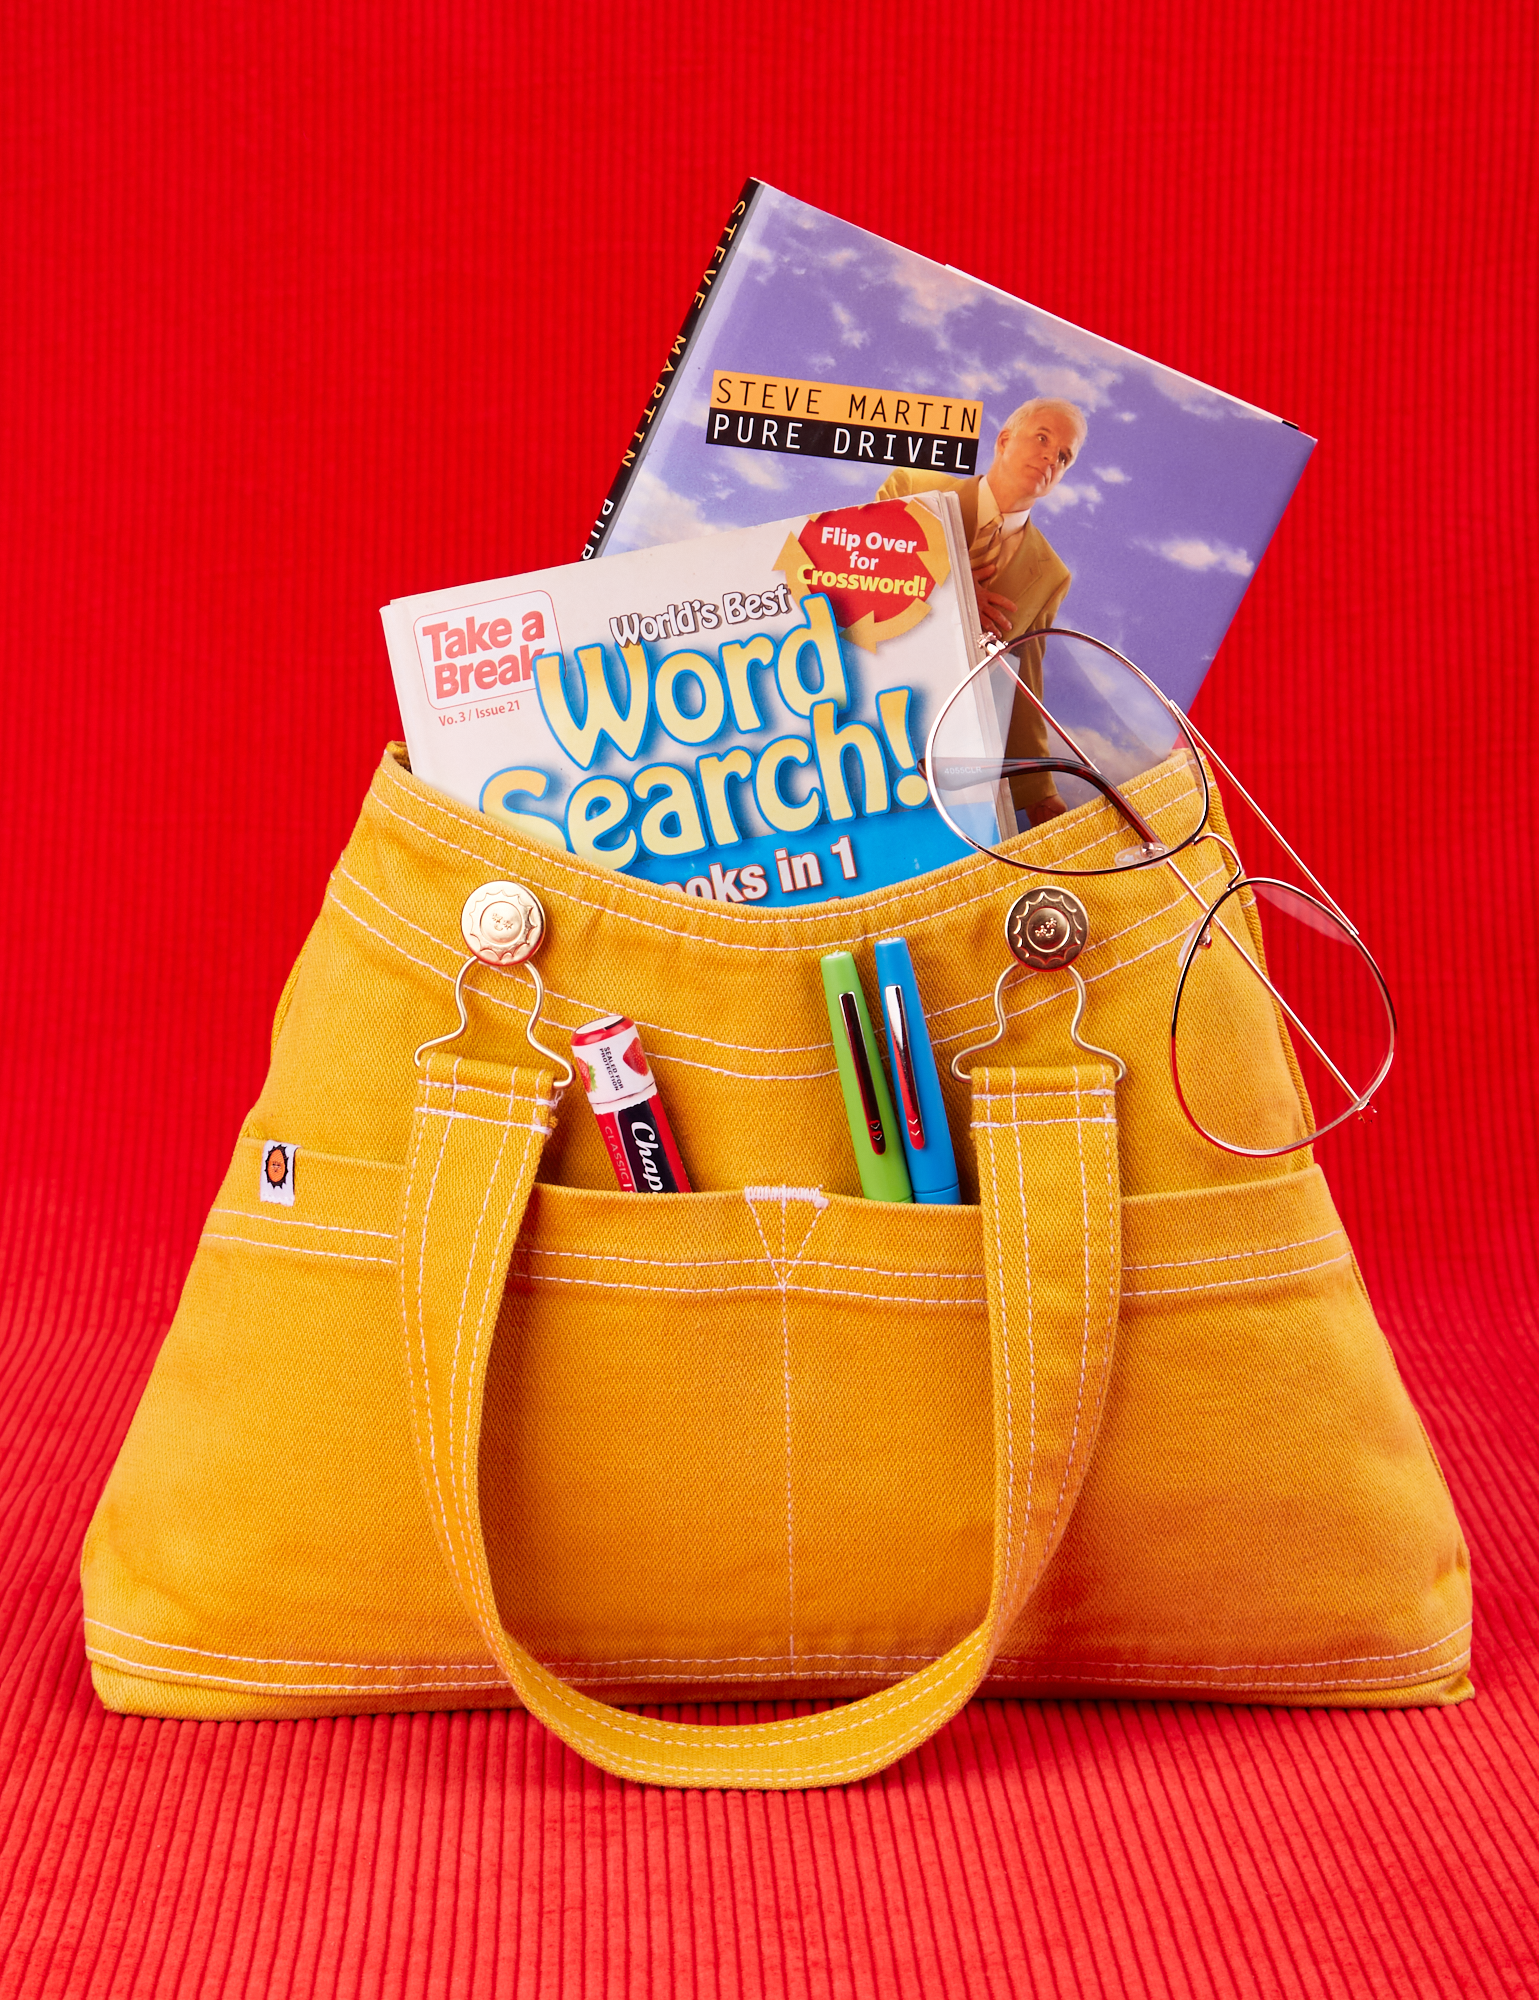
819;953;913;1202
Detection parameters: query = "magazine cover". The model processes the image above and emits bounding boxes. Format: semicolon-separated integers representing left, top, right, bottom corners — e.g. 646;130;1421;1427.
384;494;991;905
583;180;1314;712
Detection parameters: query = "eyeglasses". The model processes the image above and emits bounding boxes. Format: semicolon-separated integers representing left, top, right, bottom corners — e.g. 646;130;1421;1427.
925;628;1396;1157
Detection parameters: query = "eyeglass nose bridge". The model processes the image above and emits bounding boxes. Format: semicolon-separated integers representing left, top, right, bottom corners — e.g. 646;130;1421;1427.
1190;828;1244;885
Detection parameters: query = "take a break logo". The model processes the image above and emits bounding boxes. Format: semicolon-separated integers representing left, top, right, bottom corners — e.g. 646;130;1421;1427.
415;591;560;710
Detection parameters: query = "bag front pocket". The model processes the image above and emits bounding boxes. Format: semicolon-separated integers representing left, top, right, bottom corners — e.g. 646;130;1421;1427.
399;1055;1122;1787
481;1183;995;1704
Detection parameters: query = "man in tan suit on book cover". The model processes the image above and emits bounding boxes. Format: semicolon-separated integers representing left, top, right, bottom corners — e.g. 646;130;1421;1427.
876;396;1087;825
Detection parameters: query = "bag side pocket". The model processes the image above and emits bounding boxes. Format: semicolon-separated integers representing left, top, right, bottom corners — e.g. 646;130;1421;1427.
988;1167;1472;1706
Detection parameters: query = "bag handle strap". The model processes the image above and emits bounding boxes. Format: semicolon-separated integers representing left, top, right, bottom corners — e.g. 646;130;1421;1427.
399;1050;1121;1789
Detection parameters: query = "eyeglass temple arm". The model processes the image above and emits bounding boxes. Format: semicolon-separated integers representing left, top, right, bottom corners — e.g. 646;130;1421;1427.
1108;675;1383;1092
1159;705;1358;937
992;626;1359;940
986;633;1388;1115
1160;860;1361;1103
981;634;1373;1098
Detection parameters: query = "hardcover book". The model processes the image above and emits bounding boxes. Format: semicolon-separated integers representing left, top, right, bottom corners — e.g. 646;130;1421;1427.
583;180;1314;712
383;493;996;905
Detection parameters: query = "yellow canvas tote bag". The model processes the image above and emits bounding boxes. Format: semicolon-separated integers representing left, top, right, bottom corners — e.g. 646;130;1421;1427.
80;746;1471;1789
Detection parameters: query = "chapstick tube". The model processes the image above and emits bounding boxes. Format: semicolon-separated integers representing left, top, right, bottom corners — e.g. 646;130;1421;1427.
571;1014;692;1194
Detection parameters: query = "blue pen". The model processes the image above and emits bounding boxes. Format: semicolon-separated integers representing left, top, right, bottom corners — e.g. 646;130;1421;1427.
873;938;961;1206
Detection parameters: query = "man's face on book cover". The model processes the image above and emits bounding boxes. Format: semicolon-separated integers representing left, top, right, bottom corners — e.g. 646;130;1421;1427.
990;412;1079;512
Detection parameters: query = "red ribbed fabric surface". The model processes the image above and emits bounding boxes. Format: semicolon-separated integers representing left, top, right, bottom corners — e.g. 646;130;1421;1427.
2;2;1535;1991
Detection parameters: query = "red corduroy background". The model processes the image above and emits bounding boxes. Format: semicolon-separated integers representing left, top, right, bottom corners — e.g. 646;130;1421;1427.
1;2;1535;1993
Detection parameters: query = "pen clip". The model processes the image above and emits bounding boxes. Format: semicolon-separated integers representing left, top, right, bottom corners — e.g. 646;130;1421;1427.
839;991;886;1153
883;983;926;1149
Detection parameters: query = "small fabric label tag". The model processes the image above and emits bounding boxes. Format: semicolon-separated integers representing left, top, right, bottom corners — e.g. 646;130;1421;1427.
259;1141;297;1205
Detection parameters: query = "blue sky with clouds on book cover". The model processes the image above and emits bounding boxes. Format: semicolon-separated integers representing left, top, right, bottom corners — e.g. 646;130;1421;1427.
593;183;1313;713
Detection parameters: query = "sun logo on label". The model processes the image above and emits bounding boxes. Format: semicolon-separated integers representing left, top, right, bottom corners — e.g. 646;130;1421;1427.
774;500;951;652
259;1140;296;1205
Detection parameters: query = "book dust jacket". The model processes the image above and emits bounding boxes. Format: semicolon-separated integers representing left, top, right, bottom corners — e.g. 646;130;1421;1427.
585;180;1314;715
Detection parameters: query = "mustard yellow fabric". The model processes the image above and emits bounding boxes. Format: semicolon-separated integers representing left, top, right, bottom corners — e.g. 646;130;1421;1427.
81;746;1471;1787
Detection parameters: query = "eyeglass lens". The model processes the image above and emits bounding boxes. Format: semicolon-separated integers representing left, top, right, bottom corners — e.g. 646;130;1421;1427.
1171;879;1396;1157
926;630;1209;876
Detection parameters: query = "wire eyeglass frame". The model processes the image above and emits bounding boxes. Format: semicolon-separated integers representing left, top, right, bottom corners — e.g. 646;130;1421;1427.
924;628;1398;1157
